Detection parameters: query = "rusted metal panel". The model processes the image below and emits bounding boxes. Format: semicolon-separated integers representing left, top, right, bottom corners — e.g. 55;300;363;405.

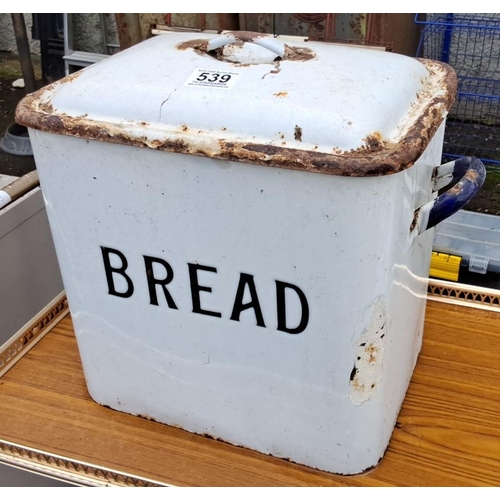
331;13;366;42
117;14;240;45
366;13;420;56
240;13;420;53
138;14;171;40
116;13;418;54
240;13;329;39
205;14;239;31
158;13;239;33
239;14;368;44
114;14;142;49
172;13;204;29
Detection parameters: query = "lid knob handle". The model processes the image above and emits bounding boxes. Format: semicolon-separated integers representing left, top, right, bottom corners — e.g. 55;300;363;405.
206;31;286;59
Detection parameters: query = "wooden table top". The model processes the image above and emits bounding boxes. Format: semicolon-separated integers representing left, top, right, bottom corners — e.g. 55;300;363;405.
1;300;500;486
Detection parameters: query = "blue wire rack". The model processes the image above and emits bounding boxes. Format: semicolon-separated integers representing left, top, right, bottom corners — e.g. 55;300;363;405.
415;14;500;167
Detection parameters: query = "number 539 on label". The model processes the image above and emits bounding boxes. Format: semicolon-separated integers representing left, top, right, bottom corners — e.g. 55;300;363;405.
185;69;241;89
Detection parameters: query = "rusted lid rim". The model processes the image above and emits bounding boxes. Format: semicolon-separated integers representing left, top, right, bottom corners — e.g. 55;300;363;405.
15;59;457;178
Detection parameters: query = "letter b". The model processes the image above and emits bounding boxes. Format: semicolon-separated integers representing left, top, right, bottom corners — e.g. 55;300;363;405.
100;246;134;298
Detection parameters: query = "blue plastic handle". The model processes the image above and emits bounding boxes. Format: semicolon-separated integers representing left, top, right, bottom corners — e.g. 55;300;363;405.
415;156;486;234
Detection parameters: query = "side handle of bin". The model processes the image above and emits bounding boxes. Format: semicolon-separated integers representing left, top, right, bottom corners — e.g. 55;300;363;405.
413;156;486;235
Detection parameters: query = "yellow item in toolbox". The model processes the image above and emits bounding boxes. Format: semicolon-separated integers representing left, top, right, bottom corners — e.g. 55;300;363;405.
429;251;462;282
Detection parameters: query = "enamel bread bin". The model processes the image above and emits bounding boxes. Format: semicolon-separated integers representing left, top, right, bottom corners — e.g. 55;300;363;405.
16;31;485;475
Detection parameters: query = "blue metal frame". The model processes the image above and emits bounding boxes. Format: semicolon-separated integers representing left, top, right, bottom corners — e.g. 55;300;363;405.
415;14;500;168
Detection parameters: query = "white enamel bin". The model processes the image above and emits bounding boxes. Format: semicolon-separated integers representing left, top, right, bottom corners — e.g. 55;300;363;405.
16;32;485;475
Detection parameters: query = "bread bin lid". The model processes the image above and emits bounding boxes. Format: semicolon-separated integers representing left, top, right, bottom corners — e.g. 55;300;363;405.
16;31;457;177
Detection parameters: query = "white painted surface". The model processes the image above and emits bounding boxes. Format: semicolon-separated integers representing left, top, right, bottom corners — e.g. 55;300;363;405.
30;123;444;474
